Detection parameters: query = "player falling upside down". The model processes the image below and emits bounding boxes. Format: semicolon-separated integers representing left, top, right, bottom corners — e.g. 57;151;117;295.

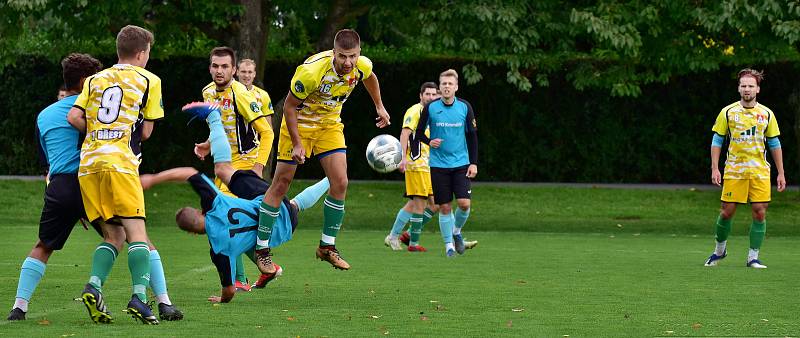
254;29;390;271
168;102;330;302
704;68;786;269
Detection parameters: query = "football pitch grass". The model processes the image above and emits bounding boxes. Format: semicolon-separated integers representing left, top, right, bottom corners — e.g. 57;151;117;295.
1;179;799;337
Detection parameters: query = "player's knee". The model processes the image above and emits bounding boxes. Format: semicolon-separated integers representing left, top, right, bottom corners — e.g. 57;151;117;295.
329;175;348;190
30;241;54;262
457;201;470;211
752;208;767;221
439;204;452;214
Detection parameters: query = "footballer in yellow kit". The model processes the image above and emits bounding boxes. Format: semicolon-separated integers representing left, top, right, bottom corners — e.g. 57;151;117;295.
402;104;433;198
72;63;163;222
202;47;273;195
711;101;780;203
275;49;374;161
704;68;786;269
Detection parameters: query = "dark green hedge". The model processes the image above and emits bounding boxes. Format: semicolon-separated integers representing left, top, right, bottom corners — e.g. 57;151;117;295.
1;57;796;183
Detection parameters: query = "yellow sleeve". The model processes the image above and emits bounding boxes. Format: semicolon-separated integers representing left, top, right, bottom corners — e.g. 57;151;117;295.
289;64;319;100
765;111;780;137
252;118;273;165
711;109;728;136
258;88;275;116
143;76;165;120
402;104;420;131
234;83;264;123
73;75;93;110
201;83;215;103
356;56;374;80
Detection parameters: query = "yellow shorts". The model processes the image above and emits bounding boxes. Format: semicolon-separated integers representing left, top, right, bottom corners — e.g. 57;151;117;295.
79;171;145;223
276;123;346;161
405;170;433;198
721;178;771;204
215;158;258;196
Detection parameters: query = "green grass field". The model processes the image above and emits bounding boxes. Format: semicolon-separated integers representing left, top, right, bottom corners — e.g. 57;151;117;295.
1;179;799;337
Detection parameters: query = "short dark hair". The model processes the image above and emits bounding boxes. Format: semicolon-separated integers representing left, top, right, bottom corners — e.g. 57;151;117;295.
61;53;102;91
738;68;764;86
419;82;437;94
116;25;154;59
210;46;237;66
334;29;361;50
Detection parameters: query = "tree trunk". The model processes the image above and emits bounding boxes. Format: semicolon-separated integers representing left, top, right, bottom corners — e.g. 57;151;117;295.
314;0;370;52
789;86;800;199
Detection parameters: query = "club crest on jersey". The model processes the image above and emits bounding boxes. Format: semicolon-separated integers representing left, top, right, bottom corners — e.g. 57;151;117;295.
250;102;261;113
222;98;232;111
348;77;357;87
757;114;765;124
294;80;305;93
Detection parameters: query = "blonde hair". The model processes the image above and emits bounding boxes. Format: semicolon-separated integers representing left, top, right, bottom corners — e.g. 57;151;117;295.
440;69;459;82
238;58;256;68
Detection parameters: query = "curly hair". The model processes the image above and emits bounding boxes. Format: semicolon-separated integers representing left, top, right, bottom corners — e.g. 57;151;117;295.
61;53;102;91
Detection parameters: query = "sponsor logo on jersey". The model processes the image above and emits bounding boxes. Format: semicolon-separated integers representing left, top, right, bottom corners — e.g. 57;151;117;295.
435;122;463;128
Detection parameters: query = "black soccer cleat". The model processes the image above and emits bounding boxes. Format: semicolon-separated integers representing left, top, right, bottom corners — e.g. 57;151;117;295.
126;295;159;325
158;302;184;321
80;283;113;324
7;307;25;321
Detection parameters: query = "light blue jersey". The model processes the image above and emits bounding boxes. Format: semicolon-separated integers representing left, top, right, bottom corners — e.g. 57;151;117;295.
418;98;477;168
36;95;81;174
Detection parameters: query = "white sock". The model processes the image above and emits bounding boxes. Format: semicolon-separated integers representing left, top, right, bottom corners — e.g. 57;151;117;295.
748;248;759;261
715;241;727;256
445;243;455;252
156;294;172;306
453;227;462;236
14;298;28;312
388;233;398;240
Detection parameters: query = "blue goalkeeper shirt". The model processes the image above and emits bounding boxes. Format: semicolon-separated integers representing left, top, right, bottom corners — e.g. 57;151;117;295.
414;97;478;169
36;95;81;174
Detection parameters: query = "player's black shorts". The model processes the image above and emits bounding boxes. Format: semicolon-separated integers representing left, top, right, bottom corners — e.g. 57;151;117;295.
430;165;472;204
39;174;100;250
188;172;298;228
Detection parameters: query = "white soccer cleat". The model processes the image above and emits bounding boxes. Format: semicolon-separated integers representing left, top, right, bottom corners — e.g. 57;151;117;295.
746;259;767;269
384;235;402;251
464;240;478;250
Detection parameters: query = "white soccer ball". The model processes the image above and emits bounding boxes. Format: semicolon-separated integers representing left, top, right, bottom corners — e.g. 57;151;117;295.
365;134;402;173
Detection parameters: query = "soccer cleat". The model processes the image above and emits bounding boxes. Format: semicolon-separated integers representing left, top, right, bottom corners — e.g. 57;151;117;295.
446;249;457;258
182;102;220;122
235;280;252;292
316;246;351;270
453;234;466;254
6;307;25;321
126;295;159;325
464;240;478;250
398;231;411;246
157;303;184;321
384;235;402;251
254;248;277;274
408;245;427;252
747;259;767;269
704;250;727;267
80;283;113;324
252;264;283;289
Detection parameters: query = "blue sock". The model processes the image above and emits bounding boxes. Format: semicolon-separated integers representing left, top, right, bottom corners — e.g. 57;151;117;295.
207;111;231;163
391;209;413;236
148;250;168;298
454;208;470;234
292;178;330;211
439;212;455;244
15;257;46;302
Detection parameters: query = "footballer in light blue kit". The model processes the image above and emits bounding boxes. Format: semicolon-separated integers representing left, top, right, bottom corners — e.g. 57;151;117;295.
411;69;478;257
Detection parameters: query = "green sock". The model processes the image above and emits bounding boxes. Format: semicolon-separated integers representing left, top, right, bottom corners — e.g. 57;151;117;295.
257;202;279;249
422;208;435;226
88;242;118;292
127;242;150;302
321;196;345;246
245;249;256;263
235;254;247;283
715;215;732;243
409;213;424;245
749;220;766;249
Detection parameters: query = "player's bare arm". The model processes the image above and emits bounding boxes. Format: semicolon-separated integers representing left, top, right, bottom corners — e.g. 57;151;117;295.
770;147;786;192
66;107;86;132
141;120;155;141
398;127;412;173
282;92;306;164
362;73;390;128
208;286;235;303
710;145;722;186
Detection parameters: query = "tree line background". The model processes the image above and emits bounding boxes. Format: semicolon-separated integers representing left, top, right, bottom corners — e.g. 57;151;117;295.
1;0;799;183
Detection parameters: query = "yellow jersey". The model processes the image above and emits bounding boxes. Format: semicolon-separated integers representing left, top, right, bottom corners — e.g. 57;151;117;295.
74;64;164;176
249;85;275;117
288;50;373;129
712;101;780;179
402;103;430;173
202;80;268;163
